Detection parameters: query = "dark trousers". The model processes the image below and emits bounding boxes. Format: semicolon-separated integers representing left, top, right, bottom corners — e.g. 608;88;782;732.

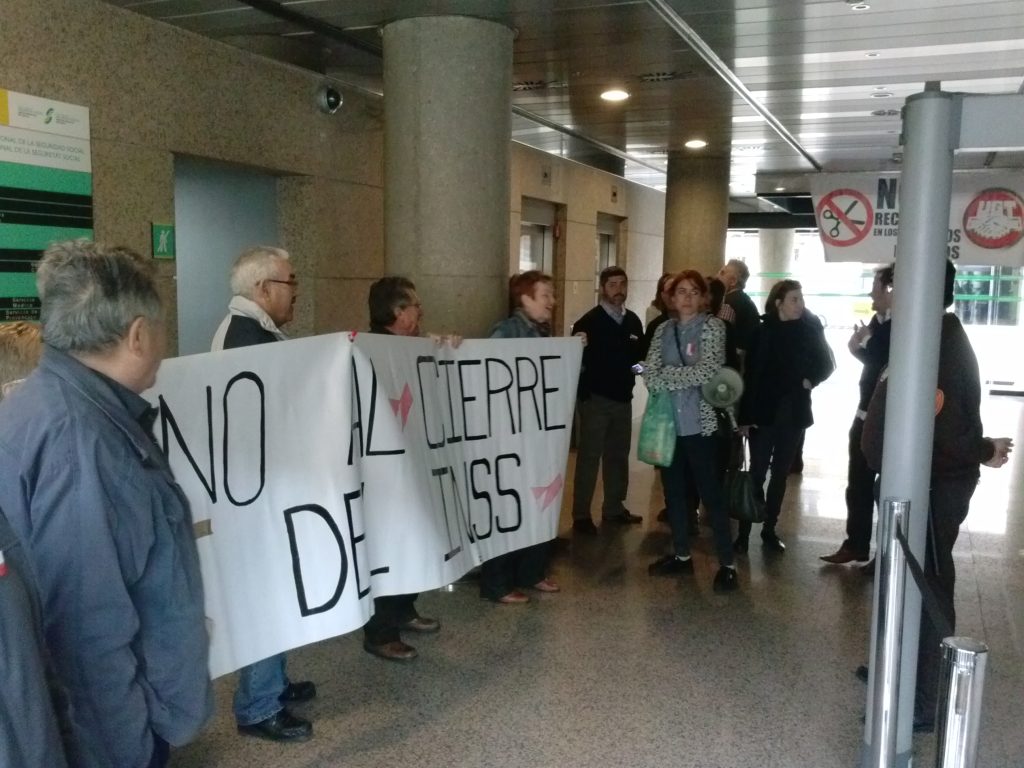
914;474;978;722
148;736;169;768
363;594;420;645
741;422;805;535
843;418;876;555
572;395;632;521
663;434;734;567
479;543;550;600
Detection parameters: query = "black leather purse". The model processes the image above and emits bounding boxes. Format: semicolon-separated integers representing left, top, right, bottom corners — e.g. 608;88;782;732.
724;437;765;523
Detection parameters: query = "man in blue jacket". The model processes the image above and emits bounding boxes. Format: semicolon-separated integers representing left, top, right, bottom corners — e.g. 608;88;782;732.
0;241;212;768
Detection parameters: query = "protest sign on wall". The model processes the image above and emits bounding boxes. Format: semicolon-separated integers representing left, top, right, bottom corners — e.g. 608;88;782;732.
811;172;1024;266
147;332;582;678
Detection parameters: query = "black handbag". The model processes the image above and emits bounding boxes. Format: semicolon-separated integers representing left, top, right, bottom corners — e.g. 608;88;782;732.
724;437;765;523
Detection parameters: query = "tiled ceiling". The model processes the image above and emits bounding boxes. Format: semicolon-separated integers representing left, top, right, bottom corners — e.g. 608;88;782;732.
101;0;1024;200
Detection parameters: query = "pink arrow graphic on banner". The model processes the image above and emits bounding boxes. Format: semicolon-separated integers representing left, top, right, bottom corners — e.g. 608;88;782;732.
389;383;414;429
531;474;564;511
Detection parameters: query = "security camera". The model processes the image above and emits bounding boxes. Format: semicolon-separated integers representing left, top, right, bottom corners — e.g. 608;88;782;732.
317;86;343;115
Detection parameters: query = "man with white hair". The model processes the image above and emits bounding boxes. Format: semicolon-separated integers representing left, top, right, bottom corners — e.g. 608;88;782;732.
212;246;316;743
212;245;297;349
718;258;761;367
0;240;212;768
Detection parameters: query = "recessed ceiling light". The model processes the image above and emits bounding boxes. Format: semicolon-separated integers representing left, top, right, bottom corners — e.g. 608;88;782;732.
600;89;629;102
775;186;786;192
850;2;870;9
865;52;880;58
871;91;894;98
684;139;707;149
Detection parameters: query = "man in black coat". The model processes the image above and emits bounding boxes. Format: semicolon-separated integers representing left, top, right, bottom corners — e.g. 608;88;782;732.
212;246;317;744
570;267;645;534
821;265;893;564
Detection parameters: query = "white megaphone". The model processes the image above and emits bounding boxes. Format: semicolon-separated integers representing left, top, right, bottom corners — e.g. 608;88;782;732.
701;366;744;408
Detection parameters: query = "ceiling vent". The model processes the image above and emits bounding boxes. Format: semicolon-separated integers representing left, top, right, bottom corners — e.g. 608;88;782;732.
639;71;678;83
512;80;569;92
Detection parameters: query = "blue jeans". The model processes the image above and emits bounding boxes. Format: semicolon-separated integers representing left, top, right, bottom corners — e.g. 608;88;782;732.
233;653;287;726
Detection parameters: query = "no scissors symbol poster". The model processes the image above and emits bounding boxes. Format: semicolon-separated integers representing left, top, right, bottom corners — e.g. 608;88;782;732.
815;188;872;247
810;172;1024;266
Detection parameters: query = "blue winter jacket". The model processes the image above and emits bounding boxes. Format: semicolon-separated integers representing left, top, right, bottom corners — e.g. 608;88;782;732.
0;346;212;768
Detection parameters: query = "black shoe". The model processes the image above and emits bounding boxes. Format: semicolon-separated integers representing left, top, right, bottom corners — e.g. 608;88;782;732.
279;681;316;704
713;566;738;592
761;529;786;552
603;510;642;525
733;535;749;555
648;554;694;576
573;519;598;535
238;709;312;742
912;718;935;734
855;664;869;683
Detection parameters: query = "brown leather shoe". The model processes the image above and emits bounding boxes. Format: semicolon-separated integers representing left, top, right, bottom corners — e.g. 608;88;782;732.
820;545;870;564
496;590;530;604
532;578;561;593
401;616;440;634
363;640;418;662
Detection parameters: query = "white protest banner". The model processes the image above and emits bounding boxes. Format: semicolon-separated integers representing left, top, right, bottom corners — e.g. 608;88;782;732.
147;332;582;678
810;172;1024;266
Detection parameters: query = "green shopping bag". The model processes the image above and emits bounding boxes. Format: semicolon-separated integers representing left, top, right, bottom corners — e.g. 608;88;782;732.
637;391;676;467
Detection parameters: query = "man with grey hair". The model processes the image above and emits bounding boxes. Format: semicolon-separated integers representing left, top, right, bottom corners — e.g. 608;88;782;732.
0;240;212;768
212;245;317;743
212;245;297;350
718;258;761;366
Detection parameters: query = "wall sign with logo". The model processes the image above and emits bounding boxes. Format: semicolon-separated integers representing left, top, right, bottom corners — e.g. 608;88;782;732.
0;89;92;321
811;172;1024;266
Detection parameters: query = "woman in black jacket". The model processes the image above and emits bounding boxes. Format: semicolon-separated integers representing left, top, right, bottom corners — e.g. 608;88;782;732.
735;279;834;553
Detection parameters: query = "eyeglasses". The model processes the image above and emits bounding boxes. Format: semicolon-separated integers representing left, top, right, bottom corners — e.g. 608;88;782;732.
266;279;299;288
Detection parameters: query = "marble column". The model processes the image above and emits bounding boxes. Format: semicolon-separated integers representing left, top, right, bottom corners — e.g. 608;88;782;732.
382;16;513;336
662;153;730;278
756;228;794;298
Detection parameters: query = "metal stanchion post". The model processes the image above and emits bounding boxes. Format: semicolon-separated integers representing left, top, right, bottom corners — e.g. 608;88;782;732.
871;498;909;768
936;638;988;768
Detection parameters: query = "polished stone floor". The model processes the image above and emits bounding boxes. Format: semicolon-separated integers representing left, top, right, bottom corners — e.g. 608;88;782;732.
172;368;1024;768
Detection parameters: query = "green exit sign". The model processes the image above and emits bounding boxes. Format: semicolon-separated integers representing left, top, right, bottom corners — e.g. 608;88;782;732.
152;223;175;259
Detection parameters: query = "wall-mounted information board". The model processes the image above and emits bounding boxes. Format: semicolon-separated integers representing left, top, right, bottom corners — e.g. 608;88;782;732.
0;89;92;322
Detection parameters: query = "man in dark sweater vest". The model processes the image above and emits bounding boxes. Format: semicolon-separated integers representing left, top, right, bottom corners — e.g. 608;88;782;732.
212;246;317;744
821;265;893;565
361;276;442;661
570;267;645;534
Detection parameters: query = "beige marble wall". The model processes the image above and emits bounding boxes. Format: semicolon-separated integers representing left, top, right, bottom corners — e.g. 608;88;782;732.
2;0;384;353
511;144;666;334
3;0;665;349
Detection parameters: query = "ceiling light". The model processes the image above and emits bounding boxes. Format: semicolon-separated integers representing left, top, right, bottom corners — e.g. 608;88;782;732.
684;139;707;149
600;89;629;102
865;52;880;58
774;186;786;192
871;91;894;98
850;2;870;9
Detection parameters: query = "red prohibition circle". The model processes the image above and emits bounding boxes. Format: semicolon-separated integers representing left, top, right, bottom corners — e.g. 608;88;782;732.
962;188;1024;250
815;188;873;247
